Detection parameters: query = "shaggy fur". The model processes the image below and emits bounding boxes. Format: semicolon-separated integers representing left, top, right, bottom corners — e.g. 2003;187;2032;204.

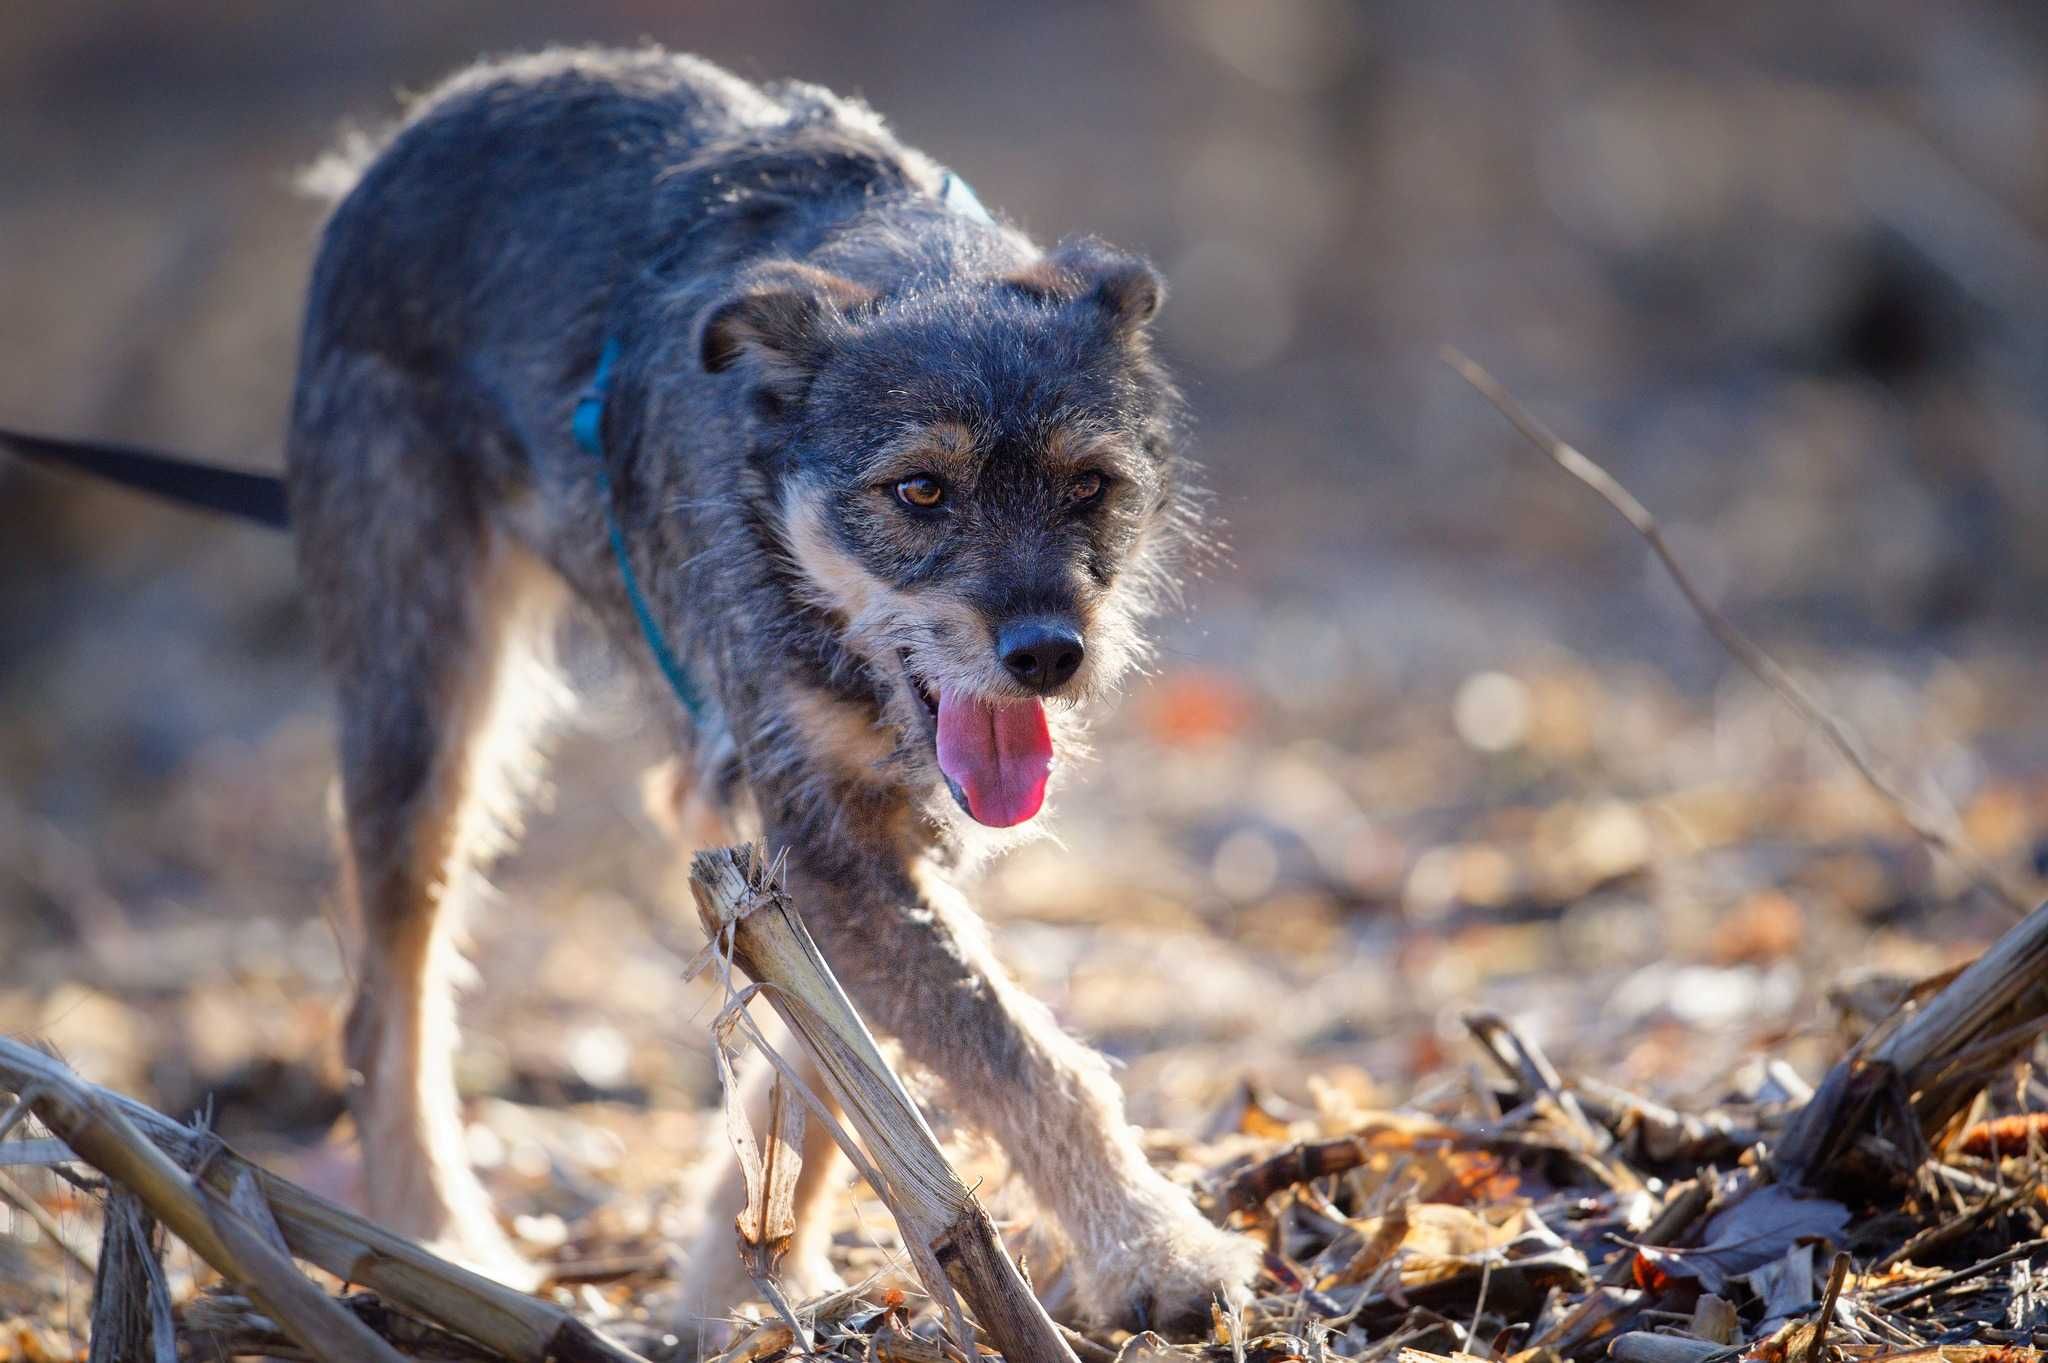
286;46;1253;1329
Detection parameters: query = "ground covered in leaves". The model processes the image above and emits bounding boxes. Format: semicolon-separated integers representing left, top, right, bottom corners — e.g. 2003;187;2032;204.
8;4;2048;1360
2;609;2047;1360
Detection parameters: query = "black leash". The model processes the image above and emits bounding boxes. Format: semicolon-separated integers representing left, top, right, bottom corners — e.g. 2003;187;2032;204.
0;426;289;529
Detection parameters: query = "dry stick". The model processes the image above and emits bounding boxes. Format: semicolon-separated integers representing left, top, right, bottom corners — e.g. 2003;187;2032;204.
688;843;1080;1363
1440;346;2031;918
1598;1178;1712;1288
182;1290;516;1363
0;1037;651;1363
1462;1012;1612;1160
1218;1120;1597;1217
710;993;815;1353
1221;1133;1380;1216
1875;1237;2048;1311
1462;1012;1642;1200
0;1164;96;1274
0;1138;90;1168
88;1191;176;1363
1811;1250;1851;1363
1772;898;2048;1187
0;1045;407;1363
1057;1322;1120;1363
1571;1075;1755;1165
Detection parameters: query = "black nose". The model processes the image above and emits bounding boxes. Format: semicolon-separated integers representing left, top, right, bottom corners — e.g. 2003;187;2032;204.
998;618;1085;693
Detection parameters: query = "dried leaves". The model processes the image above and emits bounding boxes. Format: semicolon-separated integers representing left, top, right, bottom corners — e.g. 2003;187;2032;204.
1633;1187;1850;1296
1192;936;2048;1363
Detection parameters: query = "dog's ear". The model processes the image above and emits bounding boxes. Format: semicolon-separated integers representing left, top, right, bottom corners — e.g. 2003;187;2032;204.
699;262;876;383
1005;238;1164;335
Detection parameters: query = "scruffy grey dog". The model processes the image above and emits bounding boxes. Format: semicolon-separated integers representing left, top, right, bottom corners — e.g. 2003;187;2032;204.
288;47;1256;1328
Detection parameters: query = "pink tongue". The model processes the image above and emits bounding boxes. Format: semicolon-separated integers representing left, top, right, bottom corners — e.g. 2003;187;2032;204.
935;688;1053;827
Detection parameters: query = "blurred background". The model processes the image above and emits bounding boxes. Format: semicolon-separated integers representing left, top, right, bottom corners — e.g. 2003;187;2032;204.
4;0;2048;1319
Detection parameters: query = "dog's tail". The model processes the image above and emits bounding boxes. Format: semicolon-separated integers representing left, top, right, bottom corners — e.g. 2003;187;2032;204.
1;426;290;529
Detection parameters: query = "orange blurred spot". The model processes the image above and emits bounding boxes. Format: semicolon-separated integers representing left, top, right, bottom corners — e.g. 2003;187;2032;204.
1632;1249;1675;1293
1963;783;2036;859
1952;1112;2048;1159
1407;1029;1447;1077
1711;889;1805;964
1142;669;1253;746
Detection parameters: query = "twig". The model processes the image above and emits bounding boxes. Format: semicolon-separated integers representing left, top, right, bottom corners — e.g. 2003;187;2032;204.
0;1043;407;1363
1811;1250;1850;1363
0;1036;651;1363
1465;1251;1493;1348
1441;345;2031;917
688;843;1080;1363
1599;1178;1712;1288
1773;899;2048;1187
0;1086;45;1142
1057;1322;1119;1363
1873;1185;2030;1274
184;1290;515;1363
0;1138;86;1168
1571;1076;1754;1165
0;1165;96;1274
1222;1134;1379;1215
88;1190;176;1363
1875;1237;2048;1311
1462;1012;1614;1164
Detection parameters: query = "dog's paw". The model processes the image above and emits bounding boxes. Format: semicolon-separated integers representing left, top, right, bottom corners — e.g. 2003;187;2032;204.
421;1214;545;1292
356;1162;543;1290
1069;1201;1261;1334
674;1220;848;1330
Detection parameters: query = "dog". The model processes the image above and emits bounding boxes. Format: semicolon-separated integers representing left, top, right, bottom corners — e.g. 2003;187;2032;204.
11;45;1259;1330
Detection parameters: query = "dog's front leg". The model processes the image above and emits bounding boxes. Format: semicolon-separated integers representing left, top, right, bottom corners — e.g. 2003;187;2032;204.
782;846;1258;1330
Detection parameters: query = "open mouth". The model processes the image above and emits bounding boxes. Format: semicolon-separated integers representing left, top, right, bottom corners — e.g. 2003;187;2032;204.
901;655;1053;828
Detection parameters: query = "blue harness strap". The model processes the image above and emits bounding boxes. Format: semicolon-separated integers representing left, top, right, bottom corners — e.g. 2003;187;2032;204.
938;170;994;226
577;167;991;726
573;338;708;723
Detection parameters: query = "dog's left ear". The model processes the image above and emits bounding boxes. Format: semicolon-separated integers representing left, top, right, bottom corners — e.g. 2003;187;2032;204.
699;261;876;385
1005;238;1164;336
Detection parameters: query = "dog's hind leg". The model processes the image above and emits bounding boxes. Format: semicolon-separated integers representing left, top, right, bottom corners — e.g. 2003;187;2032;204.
291;355;567;1285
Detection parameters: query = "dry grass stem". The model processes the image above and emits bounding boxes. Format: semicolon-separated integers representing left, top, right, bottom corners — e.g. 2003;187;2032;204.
1441;345;2032;917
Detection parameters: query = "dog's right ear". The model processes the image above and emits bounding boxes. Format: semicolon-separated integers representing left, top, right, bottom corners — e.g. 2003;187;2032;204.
699;263;875;392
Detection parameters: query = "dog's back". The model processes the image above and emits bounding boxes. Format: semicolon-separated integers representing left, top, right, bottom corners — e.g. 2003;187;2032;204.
297;48;914;481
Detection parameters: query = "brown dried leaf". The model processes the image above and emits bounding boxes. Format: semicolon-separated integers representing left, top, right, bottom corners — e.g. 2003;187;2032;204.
1237;1089;1299;1143
1321;1202;1410;1288
1635;1186;1848;1295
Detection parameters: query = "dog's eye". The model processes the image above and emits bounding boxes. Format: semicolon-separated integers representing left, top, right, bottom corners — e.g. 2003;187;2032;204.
895;475;945;509
1067;471;1106;505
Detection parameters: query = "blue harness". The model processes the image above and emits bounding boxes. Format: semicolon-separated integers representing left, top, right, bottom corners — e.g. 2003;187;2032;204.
571;336;708;721
573;170;993;725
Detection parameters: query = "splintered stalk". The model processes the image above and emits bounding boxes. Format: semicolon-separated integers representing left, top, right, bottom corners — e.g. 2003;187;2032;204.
0;1037;651;1363
688;843;1080;1363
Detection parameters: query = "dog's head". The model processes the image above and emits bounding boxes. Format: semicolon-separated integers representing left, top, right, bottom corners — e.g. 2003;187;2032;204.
702;238;1194;830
